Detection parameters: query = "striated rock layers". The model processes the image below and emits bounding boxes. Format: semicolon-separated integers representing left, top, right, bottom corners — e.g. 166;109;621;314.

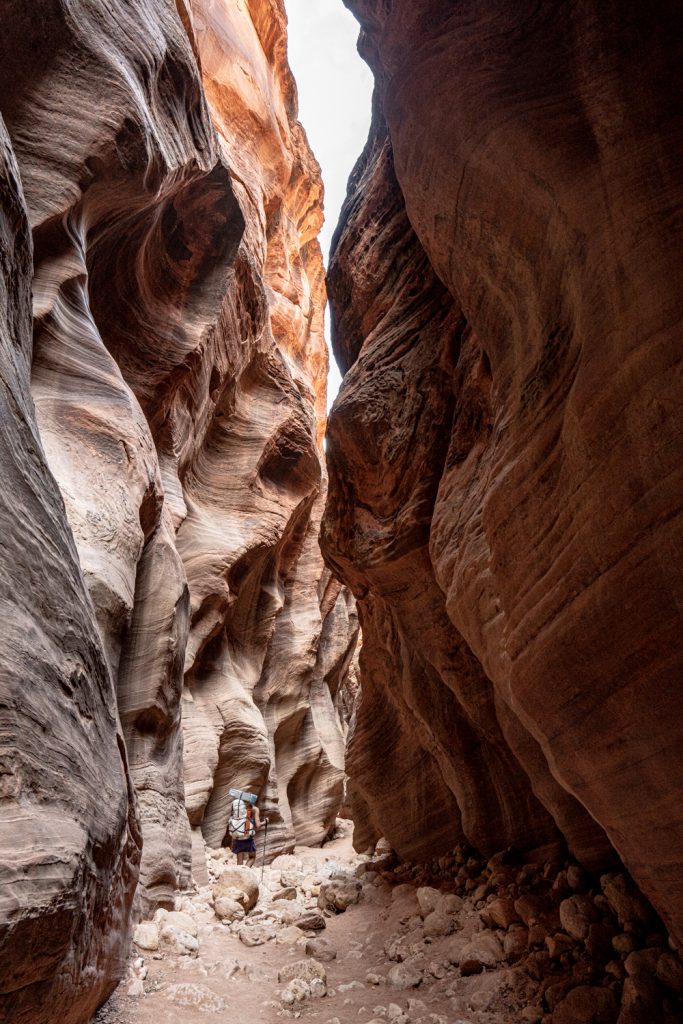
0;113;141;1024
178;0;358;863
0;0;354;1019
322;0;683;950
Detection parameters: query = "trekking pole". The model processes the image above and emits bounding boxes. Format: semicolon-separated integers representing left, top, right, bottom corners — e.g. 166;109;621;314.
261;818;268;883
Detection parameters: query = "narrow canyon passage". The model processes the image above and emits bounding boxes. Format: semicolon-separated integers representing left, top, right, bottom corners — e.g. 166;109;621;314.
0;2;681;1024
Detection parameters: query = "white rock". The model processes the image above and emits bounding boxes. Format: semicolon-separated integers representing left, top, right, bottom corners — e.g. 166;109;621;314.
423;910;455;938
238;922;275;946
213;865;259;912
120;977;145;997
440;893;464;915
458;931;504;968
417;886;442;917
279;959;327;986
337;980;365;992
166;983;225;1011
387;962;423;989
154;908;198;938
159;925;199;956
392;884;417;902
288;978;312;1003
408;998;427;1014
133;921;159;951
214;895;245;922
274;901;307;925
387;1004;408;1021
302;874;322;896
309;977;327;999
276;925;306;945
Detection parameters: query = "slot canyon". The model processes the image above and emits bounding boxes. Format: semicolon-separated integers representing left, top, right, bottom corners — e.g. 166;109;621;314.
0;1;681;1023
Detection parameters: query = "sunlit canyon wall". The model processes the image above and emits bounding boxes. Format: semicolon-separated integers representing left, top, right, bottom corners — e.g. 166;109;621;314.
0;1;356;1019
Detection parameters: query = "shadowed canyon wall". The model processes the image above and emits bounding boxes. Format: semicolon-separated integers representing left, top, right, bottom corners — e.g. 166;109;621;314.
322;0;683;949
0;1;355;1019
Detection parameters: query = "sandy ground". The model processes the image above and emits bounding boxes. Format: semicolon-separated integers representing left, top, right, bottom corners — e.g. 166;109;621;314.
93;831;536;1024
91;819;683;1024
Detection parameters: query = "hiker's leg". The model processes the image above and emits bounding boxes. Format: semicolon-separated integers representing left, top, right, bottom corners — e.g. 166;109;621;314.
248;853;256;867
236;852;244;865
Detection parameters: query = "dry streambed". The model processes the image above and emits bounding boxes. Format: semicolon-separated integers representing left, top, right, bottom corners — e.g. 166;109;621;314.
95;828;683;1024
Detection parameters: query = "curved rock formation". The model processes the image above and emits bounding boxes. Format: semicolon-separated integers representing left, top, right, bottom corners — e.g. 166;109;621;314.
0;0;355;1017
0;116;140;1024
177;0;357;860
323;0;683;948
3;0;242;930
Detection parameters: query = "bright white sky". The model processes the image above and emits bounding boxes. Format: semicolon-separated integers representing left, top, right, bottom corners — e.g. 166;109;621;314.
285;0;373;407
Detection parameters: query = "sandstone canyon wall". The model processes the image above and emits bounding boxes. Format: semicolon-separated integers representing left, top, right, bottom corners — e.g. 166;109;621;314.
323;0;683;950
0;1;355;1019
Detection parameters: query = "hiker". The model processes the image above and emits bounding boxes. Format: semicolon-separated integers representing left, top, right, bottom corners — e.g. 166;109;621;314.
229;793;261;866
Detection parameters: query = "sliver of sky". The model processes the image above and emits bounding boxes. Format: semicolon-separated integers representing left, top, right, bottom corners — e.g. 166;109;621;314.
285;0;373;409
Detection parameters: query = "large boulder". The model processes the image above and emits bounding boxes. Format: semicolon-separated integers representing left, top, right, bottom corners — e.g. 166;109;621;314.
318;879;362;913
552;986;619;1024
559;895;598;942
279;957;326;982
214;865;259;912
133;922;160;952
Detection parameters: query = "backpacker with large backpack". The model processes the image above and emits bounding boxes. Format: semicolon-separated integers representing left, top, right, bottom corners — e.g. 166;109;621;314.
228;788;257;840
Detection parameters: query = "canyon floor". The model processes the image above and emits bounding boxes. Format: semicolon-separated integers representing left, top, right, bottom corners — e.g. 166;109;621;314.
93;824;681;1024
94;830;531;1024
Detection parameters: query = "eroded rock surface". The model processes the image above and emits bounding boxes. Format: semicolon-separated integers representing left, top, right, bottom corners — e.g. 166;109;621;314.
176;0;359;863
323;0;683;948
0;0;354;1016
0;115;140;1024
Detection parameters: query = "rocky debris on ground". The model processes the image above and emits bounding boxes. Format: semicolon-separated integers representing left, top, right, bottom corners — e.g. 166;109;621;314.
132;921;159;952
307;937;337;961
340;839;683;1024
118;957;148;998
213;894;245;922
318;878;362;913
144;908;200;957
212;863;259;912
103;832;683;1024
278;958;328;1004
165;982;226;1011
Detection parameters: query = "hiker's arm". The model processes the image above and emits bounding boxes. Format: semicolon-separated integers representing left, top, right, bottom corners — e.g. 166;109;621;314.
255;807;261;829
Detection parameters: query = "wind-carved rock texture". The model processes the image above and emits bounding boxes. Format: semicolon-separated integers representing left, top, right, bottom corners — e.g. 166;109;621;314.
0;115;141;1024
0;0;354;1018
178;0;358;861
323;0;683;949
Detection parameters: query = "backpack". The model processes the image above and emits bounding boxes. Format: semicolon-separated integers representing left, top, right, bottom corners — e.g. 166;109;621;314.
228;798;255;839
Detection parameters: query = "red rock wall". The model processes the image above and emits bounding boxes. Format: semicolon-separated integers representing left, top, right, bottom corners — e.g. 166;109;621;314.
323;0;683;948
0;0;355;1017
177;0;358;863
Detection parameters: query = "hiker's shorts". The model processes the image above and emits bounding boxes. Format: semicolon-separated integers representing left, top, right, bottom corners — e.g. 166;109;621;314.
232;837;256;854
